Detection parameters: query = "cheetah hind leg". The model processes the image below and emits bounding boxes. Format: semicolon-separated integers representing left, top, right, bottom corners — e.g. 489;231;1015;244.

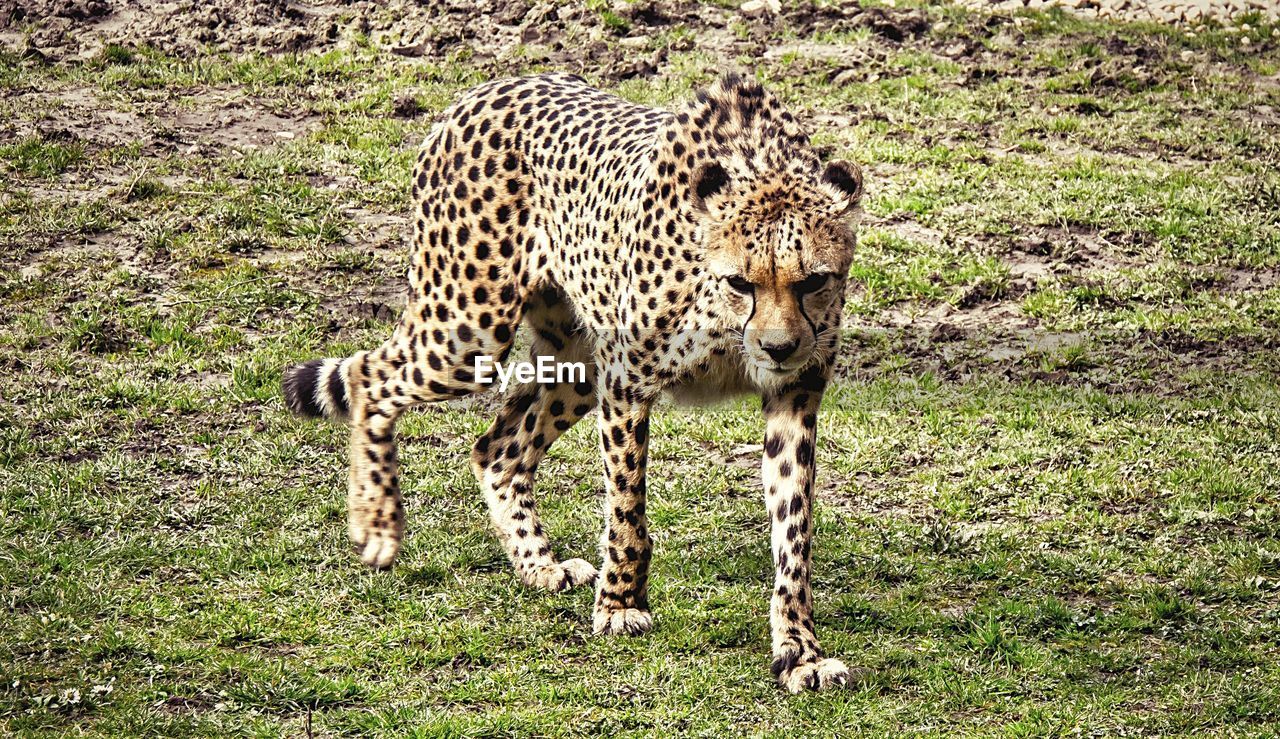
470;381;600;592
342;348;409;570
470;420;598;592
344;307;522;570
470;307;599;592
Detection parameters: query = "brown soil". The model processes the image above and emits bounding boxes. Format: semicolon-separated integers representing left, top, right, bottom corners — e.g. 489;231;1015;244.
4;82;322;158
1;0;927;72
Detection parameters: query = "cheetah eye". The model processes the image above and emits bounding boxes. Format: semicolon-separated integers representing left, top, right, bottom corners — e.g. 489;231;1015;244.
724;275;754;294
793;273;834;295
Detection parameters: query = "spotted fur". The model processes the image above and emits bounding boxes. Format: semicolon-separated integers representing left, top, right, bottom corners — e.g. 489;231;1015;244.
282;73;864;692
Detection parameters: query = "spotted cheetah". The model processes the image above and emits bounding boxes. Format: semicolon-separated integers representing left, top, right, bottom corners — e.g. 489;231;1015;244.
283;72;864;692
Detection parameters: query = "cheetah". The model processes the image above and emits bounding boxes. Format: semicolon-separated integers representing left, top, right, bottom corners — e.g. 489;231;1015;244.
283;73;864;692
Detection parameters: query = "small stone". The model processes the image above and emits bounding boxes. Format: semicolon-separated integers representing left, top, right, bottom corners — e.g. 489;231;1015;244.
831;68;861;86
615;58;657;79
739;0;780;16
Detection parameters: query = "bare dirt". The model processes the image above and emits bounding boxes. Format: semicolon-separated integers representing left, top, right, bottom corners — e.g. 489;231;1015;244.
958;0;1278;26
1;0;901;69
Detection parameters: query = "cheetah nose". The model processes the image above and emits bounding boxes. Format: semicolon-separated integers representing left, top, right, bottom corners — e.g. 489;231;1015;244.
761;339;800;364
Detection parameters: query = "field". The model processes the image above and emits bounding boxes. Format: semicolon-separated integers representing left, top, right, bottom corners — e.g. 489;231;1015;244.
2;0;1279;735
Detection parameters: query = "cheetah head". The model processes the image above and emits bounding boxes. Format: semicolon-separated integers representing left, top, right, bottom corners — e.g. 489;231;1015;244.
692;158;863;388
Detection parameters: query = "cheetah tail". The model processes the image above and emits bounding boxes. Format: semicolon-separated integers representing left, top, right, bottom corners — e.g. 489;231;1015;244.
282;357;353;421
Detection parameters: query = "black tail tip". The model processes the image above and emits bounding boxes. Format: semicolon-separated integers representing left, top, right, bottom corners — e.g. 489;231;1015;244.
283;359;326;418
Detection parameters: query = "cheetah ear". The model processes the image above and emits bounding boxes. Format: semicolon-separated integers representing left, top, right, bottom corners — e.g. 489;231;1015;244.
821;160;863;214
691;161;731;215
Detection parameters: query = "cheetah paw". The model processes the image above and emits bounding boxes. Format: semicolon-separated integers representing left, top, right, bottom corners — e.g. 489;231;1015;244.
592;607;653;637
773;654;852;693
349;520;400;570
524;558;598;592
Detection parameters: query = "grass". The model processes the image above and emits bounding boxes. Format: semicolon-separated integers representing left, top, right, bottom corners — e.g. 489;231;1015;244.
1;136;85;177
2;0;1279;735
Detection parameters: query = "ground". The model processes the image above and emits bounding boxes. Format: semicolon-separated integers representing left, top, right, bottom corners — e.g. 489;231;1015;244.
1;0;1279;735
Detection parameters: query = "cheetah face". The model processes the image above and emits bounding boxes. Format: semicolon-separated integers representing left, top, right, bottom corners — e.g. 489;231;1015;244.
695;160;863;387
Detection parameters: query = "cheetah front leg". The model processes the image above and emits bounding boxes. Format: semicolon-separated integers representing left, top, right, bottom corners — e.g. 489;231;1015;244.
592;385;655;637
762;366;850;692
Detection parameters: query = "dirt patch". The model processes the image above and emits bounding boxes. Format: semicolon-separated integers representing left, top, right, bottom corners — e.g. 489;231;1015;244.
158;693;218;715
1222;266;1280;290
839;215;1280;391
168;106;321;151
838;302;1279;394
14;231;172;292
1;0;955;85
1004;225;1149;285
3;0;340;58
1;0;581;62
4;83;323;162
319;276;406;327
956;0;1278;26
4;85;149;149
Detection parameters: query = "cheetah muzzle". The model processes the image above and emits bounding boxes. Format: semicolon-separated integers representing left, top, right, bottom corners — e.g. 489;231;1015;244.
282;72;864;693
